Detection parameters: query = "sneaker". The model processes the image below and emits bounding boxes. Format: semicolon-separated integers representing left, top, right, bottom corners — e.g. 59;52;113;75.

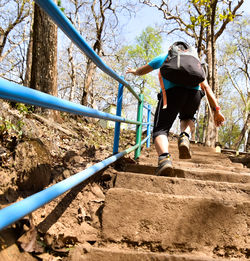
178;133;192;159
156;154;174;176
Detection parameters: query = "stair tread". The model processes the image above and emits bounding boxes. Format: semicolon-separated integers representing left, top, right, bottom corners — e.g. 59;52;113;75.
102;188;250;255
80;246;221;261
115;172;250;201
122;163;250;183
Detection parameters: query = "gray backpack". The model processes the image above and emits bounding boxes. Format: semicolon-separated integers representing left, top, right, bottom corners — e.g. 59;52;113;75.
160;41;206;86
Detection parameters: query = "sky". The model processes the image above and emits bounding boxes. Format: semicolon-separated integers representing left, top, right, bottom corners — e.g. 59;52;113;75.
123;0;250;46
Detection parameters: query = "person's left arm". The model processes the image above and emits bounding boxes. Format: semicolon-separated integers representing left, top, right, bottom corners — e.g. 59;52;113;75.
200;80;225;127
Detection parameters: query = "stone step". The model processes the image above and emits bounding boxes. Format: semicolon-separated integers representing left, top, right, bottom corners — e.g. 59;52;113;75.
77;246;221;261
102;188;250;260
168;144;219;155
115;172;250;201
137;157;248;173
173;161;249;173
139;150;243;168
123;164;250;183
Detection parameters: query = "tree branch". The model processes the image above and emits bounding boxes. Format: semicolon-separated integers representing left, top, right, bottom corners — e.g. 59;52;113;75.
215;0;244;40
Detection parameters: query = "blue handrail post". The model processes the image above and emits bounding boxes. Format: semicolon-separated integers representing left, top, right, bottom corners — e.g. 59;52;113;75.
146;105;151;148
135;94;144;160
113;79;124;154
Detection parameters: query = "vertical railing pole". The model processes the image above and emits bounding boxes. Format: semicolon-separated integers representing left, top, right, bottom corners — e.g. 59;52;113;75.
113;79;124;154
146;105;151;148
135;94;144;159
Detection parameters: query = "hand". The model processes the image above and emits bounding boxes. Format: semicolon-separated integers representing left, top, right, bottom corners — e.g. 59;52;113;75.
214;111;225;127
126;67;137;75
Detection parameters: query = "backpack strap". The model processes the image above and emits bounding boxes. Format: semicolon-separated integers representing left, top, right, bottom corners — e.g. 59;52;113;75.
158;71;167;109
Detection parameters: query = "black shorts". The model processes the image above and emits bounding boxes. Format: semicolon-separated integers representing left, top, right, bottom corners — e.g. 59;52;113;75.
153;87;204;140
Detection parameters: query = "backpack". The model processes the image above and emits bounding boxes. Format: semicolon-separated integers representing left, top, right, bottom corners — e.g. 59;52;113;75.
160;41;206;86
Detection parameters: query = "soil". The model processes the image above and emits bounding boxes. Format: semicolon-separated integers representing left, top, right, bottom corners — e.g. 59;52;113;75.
0;99;249;260
0;100;137;260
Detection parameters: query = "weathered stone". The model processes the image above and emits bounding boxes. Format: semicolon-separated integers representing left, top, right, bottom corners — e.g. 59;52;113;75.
79;247;217;261
123;164;250;183
115;172;250;201
102;188;250;256
15;139;51;191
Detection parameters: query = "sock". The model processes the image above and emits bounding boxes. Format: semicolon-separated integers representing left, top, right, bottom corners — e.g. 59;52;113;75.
159;152;170;160
180;132;190;138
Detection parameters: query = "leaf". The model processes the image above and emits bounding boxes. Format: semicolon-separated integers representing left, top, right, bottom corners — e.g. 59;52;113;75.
17;215;44;253
17;227;44;253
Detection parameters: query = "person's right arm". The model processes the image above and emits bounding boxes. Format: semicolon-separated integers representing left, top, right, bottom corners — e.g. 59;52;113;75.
126;64;153;76
126;52;168;76
200;79;225;127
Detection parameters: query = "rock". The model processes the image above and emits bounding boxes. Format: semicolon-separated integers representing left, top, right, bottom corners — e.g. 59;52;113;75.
15;138;51;192
63;151;87;168
65;243;92;261
63;169;71;179
90;184;105;201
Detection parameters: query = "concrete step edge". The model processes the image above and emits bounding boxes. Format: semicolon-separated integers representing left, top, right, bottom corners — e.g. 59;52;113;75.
106;187;250;203
81;246;220;261
122;164;250;184
102;188;250;256
114;172;250;201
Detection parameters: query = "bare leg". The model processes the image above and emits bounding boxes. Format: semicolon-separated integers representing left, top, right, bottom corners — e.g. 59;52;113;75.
179;119;193;159
180;119;194;137
154;134;169;156
154;134;173;176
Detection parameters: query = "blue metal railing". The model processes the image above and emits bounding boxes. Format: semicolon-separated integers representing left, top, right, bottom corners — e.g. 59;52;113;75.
0;0;153;230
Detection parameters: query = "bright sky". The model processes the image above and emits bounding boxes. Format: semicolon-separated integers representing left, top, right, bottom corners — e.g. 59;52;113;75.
124;0;250;46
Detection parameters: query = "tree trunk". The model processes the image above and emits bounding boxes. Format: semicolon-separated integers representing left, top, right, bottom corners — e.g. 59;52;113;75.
202;104;207;143
67;42;76;102
0;28;5;57
24;10;34;87
234;112;250;151
30;2;59;120
31;3;57;95
81;59;96;106
195;106;201;142
204;24;218;147
246;129;250;153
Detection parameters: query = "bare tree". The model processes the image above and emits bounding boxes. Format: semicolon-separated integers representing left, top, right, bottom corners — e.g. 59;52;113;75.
30;1;59;119
57;0;136;107
81;0;117;106
0;0;31;58
219;18;249;151
141;0;244;146
23;6;34;87
0;0;32;83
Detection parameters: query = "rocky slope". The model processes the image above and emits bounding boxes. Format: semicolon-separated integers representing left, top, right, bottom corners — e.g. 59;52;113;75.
0;100;249;260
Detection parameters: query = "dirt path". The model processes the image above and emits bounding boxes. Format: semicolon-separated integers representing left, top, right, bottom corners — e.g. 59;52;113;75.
0;137;249;261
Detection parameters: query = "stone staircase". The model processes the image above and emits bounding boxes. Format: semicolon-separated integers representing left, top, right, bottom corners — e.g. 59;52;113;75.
79;139;250;261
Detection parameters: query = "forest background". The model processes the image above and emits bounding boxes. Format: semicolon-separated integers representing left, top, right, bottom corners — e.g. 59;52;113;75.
0;0;249;151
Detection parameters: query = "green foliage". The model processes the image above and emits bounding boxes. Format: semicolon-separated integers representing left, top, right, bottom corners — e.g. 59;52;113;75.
127;26;162;65
125;26;163;104
0;117;24;139
197;114;205;142
219;121;242;148
16;103;28;115
219;11;235;22
217;17;250;150
57;0;65;12
217;94;244;148
187;0;237;30
16;103;34;115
